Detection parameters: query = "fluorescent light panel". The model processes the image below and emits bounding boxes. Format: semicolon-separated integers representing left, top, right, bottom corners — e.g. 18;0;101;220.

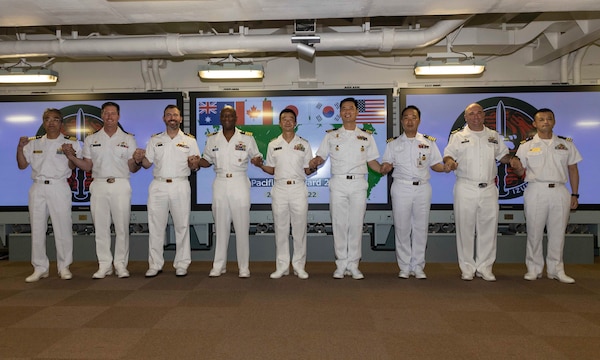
414;53;485;76
0;68;59;83
198;63;264;80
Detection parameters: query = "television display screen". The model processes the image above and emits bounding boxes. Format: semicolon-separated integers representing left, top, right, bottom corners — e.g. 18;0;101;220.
400;86;599;209
0;92;184;210
190;89;393;210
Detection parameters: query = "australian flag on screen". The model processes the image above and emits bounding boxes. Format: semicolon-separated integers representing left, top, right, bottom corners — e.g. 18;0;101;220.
197;101;236;126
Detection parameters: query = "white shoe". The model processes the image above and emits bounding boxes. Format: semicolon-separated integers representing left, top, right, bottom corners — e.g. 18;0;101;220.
294;269;309;280
461;272;474;281
524;272;541;281
548;272;575;284
413;270;427;279
175;268;187;277
115;265;130;278
348;268;364;280
398;271;410;279
238;270;250;278
59;268;72;280
92;267;113;279
209;268;226;277
25;270;49;283
476;271;496;282
333;268;345;279
270;268;289;279
145;268;162;278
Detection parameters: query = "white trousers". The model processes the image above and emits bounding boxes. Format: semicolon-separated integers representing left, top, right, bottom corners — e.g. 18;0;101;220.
28;181;73;273
391;181;432;273
524;182;571;275
329;176;367;271
211;176;250;272
453;179;499;276
147;179;191;271
271;181;308;272
90;178;131;269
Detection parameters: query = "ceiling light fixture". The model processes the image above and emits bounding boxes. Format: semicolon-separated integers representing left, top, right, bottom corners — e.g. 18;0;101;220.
414;52;485;76
0;58;59;84
291;35;320;61
198;54;264;80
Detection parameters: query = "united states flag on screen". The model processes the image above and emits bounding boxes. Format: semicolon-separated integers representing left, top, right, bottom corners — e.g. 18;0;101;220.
355;99;386;124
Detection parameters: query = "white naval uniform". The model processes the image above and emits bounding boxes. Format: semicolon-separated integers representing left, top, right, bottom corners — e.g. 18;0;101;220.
382;133;442;274
23;135;82;274
145;130;200;272
82;127;137;271
265;134;313;274
515;134;582;276
444;126;508;277
315;127;380;272
202;128;260;273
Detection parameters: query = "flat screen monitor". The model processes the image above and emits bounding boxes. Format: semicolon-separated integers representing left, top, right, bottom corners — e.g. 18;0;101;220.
190;89;393;210
400;86;599;210
0;92;184;211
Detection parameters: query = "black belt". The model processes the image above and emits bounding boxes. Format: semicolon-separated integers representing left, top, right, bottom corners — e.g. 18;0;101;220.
107;177;116;183
548;183;555;188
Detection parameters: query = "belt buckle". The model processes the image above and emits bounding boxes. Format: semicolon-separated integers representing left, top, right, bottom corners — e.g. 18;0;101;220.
44;180;50;184
548;183;555;188
412;181;419;186
226;173;232;178
166;179;173;183
286;180;294;185
478;183;487;188
107;177;115;184
346;175;353;180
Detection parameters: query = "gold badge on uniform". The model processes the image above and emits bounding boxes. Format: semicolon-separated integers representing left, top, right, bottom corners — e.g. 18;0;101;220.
360;145;365;152
335;145;339;151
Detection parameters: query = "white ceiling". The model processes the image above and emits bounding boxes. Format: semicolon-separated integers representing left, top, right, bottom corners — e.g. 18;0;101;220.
1;0;600;66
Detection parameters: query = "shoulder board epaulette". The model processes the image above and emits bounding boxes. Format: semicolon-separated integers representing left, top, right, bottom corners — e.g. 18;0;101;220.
386;136;398;143
152;132;162;137
207;131;218;137
28;135;42;141
558;135;573;142
360;128;373;134
298;136;307;142
184;132;195;139
326;129;335;133
269;137;278;142
239;130;253;136
122;129;133;136
423;134;436;141
63;135;77;141
451;128;461;134
520;137;533;144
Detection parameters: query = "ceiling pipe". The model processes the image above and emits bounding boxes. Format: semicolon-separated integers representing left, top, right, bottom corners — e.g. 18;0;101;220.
573;46;588;84
140;59;152;91
0;20;468;60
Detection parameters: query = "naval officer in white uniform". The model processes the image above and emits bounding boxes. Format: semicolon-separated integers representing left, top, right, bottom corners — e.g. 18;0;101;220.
511;108;582;284
198;106;262;278
136;105;201;278
17;108;82;282
310;97;384;280
253;108;315;279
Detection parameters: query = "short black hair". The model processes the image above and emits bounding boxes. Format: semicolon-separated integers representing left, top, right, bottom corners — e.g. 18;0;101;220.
340;97;358;108
401;105;421;118
534;108;555;118
279;108;297;121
